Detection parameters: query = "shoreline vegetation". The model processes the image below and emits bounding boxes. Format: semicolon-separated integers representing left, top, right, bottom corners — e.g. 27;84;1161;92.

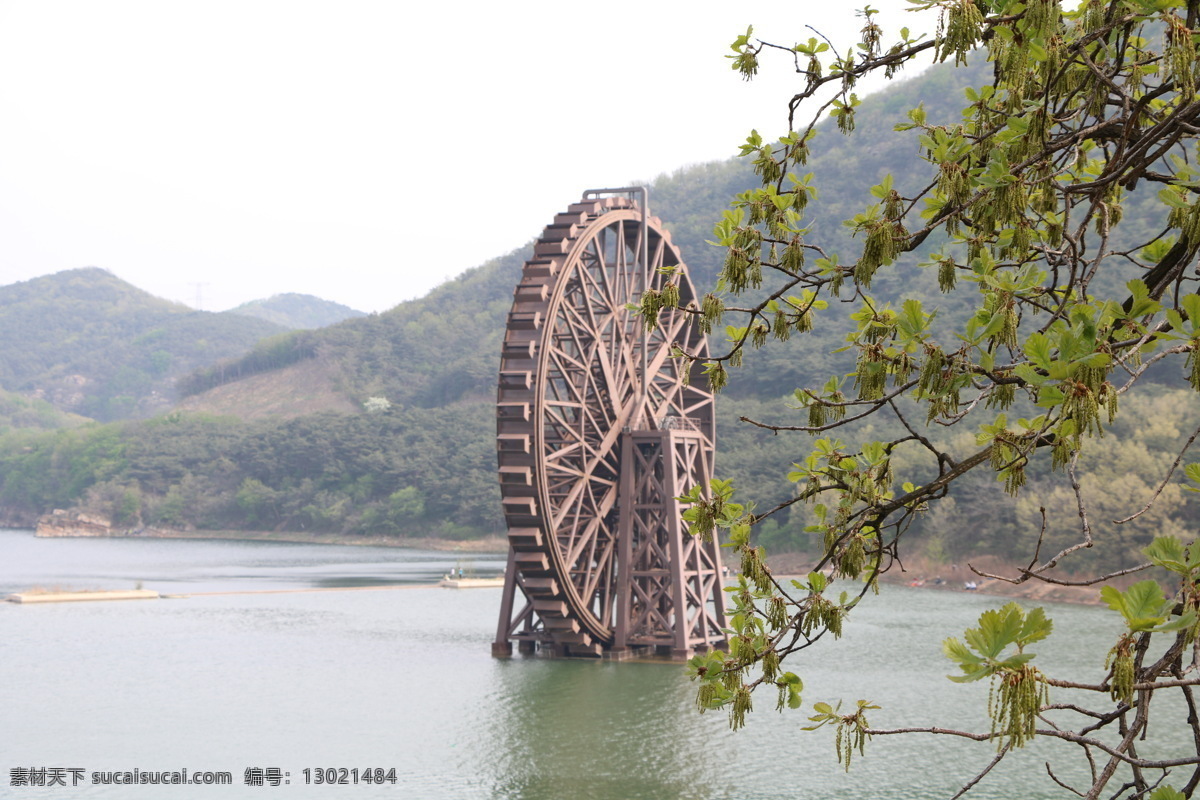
33;524;511;553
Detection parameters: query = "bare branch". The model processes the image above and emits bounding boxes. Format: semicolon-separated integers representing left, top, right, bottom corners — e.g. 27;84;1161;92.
951;746;1013;800
1113;421;1200;524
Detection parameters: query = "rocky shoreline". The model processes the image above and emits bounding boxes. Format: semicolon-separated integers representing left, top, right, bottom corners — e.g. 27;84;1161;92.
36;509;126;538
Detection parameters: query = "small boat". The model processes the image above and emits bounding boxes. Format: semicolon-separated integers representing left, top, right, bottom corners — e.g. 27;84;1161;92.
440;558;504;588
964;581;978;591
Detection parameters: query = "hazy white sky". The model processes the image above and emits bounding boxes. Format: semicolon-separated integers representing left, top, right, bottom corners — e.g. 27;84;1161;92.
0;1;935;313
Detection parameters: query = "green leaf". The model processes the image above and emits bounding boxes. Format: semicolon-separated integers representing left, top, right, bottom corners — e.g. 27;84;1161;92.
1034;385;1064;407
995;652;1037;671
1125;279;1161;318
1018;606;1053;645
1155;610;1199;633
1013;364;1048;387
1074;352;1111;369
1159;188;1190;209
1147;786;1186;800
1144;535;1190;574
968;605;1023;658
1183;294;1200;328
1101;580;1173;632
943;637;984;666
945;603;1052;682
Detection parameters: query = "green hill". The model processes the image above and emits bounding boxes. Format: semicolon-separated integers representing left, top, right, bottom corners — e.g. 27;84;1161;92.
228;293;366;330
177;252;525;410
0;268;287;421
0;387;89;433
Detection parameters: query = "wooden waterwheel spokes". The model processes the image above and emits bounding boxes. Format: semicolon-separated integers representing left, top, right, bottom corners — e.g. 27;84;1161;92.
494;190;725;659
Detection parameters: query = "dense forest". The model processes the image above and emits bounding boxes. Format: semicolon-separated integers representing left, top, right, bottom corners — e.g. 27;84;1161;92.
0;406;495;537
0;54;1195;570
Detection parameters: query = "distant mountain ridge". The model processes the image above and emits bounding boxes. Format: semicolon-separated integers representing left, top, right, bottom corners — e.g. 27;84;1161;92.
0;268;287;420
228;293;365;330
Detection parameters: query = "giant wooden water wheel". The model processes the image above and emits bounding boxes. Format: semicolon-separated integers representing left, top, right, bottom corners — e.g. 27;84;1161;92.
492;189;727;659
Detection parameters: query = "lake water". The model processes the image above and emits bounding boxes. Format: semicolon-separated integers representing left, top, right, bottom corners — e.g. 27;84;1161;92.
0;528;1188;798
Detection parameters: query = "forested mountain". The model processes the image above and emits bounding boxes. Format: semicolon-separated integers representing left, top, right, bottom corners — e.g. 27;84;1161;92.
0;387;89;433
228;293;365;330
177;254;526;409
0;268;286;421
0;55;1194;566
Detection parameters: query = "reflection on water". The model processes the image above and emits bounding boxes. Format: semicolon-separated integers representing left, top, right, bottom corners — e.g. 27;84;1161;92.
0;528;1191;799
481;660;723;800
